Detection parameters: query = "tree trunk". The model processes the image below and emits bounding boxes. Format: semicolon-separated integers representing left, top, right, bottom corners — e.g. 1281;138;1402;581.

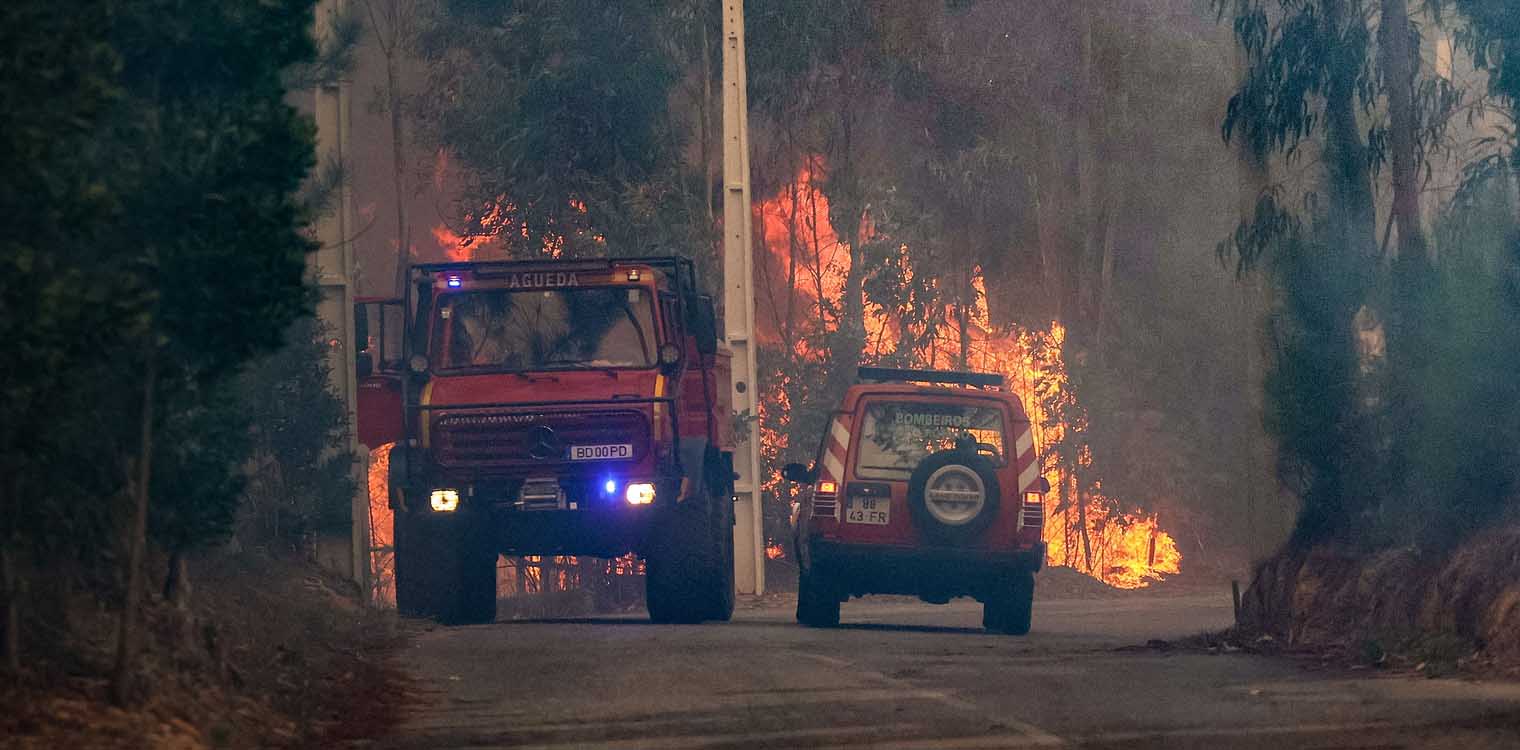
1323;0;1378;259
1234;44;1273;563
1379;0;1426;263
163;549;190;607
700;12;715;224
1077;485;1094;574
163;549;193;652
957;262;972;370
1074;0;1103;339
113;334;158;706
386;53;410;298
1;541;18;674
1093;187;1118;358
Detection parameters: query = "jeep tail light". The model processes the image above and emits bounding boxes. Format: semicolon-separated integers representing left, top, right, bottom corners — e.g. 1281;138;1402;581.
812;481;839;520
1020;492;1044;530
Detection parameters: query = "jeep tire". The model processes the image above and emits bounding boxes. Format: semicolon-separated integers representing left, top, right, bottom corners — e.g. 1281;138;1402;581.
982;570;1035;635
394;508;498;626
796;566;841;627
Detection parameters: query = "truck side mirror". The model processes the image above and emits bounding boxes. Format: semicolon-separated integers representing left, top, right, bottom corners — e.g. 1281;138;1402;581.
354;304;370;350
1036;476;1051;494
356;350;374;378
693;297;718;356
782;462;816;483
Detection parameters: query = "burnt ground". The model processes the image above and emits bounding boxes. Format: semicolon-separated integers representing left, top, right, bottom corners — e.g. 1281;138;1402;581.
374;587;1520;750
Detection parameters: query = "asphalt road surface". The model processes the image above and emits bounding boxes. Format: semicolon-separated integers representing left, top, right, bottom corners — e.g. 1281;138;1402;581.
377;591;1520;749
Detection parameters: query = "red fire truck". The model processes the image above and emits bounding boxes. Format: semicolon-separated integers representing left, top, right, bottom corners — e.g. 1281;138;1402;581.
356;257;736;625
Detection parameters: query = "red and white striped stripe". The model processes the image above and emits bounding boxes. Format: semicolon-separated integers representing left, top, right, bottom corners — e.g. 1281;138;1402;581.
1014;423;1040;493
819;414;853;487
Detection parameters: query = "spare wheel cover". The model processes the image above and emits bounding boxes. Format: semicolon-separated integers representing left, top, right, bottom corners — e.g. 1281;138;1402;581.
922;464;987;526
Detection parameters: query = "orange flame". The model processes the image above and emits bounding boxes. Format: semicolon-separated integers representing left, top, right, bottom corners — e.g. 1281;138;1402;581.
367;443;396;605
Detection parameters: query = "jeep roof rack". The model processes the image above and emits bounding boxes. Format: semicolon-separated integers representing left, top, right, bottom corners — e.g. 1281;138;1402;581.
857;367;1005;389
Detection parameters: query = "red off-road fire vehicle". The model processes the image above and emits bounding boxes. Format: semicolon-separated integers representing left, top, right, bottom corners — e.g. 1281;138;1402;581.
356;257;737;625
783;368;1050;634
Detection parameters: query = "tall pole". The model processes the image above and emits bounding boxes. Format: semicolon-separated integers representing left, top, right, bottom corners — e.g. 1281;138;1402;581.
721;0;764;595
313;0;369;591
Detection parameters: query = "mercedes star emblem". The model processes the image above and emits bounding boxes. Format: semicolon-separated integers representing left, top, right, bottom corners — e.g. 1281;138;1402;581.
527;425;560;460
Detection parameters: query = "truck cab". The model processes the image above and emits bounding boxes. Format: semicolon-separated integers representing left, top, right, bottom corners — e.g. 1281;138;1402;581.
784;367;1050;634
380;257;736;625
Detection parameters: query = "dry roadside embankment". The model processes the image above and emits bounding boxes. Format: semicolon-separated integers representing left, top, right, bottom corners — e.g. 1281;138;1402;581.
1239;525;1520;673
1;554;409;749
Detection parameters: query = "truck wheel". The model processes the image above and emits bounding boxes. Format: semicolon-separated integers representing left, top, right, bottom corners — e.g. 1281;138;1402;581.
708;497;736;622
983;570;1035;635
646;491;730;624
796;567;841;628
647;443;734;624
394;510;497;626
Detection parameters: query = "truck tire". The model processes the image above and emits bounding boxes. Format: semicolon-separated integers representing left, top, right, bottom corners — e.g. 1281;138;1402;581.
796;566;841;628
646;441;734;624
983;570;1035;635
707;493;737;622
394;509;497;626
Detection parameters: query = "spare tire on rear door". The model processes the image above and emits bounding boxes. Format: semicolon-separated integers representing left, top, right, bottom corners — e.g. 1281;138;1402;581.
906;450;1000;543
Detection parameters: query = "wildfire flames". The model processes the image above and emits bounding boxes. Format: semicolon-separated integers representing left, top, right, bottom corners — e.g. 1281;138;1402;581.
755;161;1181;589
367;443;396;604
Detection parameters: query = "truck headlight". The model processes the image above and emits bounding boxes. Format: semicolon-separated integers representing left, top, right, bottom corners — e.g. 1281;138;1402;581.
624;483;655;505
430;488;460;512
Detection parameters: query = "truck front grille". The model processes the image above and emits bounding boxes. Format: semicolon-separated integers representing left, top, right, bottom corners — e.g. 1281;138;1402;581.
432;409;649;470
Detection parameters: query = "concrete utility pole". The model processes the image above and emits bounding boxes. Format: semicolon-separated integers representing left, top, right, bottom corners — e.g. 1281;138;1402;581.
311;0;370;591
721;0;765;595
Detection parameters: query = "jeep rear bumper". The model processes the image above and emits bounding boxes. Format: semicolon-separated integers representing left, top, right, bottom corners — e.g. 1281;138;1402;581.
808;539;1046;601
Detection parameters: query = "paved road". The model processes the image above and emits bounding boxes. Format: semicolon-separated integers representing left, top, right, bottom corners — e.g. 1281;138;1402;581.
380;591;1520;749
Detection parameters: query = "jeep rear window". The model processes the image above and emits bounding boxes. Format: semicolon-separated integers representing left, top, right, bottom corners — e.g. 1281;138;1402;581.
437;288;655;371
855;401;1007;480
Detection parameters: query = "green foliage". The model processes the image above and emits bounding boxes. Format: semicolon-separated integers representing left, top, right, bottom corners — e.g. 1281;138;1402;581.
1220;0;1520;551
151;384;252;555
0;0;124;564
417;0;711;260
238;318;359;546
0;0;333;672
1385;176;1520;544
1452;0;1520;104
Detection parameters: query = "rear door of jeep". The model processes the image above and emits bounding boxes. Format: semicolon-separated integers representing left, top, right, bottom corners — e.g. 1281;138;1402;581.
838;393;1017;548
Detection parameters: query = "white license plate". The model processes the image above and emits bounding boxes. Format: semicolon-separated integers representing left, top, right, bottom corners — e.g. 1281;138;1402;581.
845;495;891;525
567;443;634;461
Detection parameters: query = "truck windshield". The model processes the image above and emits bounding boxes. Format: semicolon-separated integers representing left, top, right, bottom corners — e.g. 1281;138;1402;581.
437;287;656;371
855;400;1007;479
